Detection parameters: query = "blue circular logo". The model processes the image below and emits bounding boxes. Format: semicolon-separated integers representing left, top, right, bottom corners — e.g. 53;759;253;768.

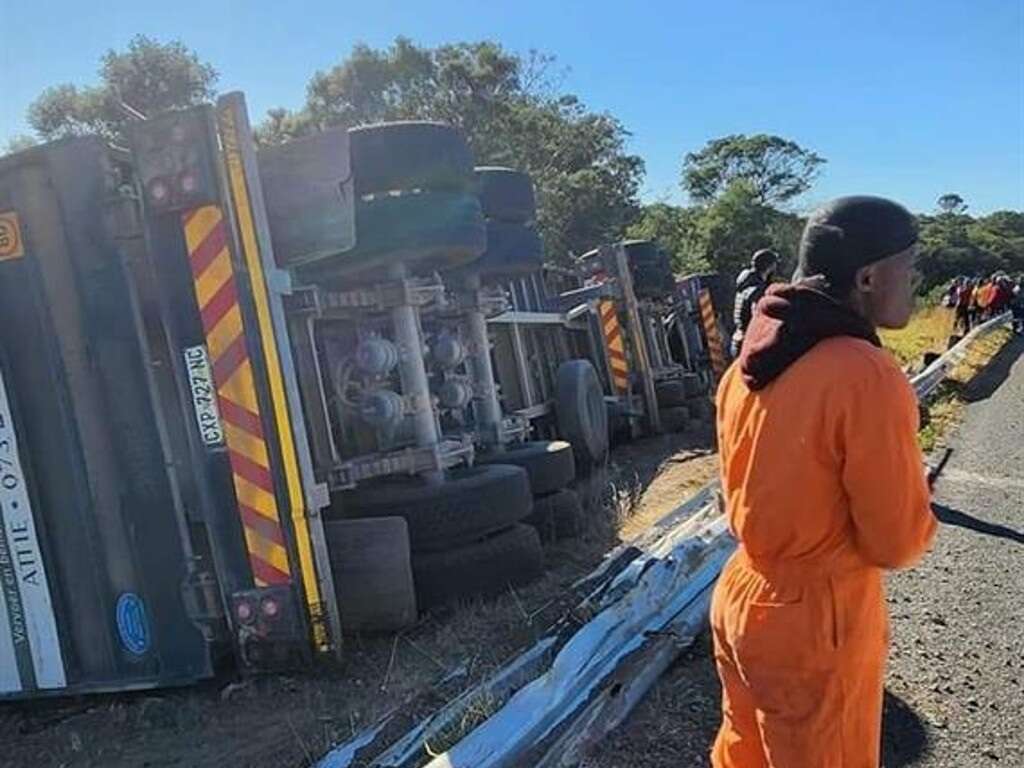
115;592;151;656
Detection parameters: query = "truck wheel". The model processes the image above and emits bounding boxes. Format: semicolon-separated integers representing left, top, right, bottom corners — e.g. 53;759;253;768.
625;240;675;299
633;262;675;299
659;406;689;433
478;440;575;496
623;240;661;264
330;464;532;552
297;190;486;284
687;398;714;423
526;488;584;542
474;220;544;280
474;167;536;223
412;524;544;611
556;360;609;466
655;380;687;408
682;375;705;398
606;399;632;446
324;517;417;632
349;122;474;195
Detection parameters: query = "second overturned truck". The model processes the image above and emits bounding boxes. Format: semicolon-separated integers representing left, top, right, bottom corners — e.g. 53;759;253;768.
0;93;727;699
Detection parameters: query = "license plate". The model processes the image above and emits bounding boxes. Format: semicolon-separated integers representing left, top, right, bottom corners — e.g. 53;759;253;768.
184;345;224;447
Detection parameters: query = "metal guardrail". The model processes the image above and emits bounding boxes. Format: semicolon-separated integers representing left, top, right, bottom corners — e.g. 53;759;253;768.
316;312;1014;768
910;312;1011;399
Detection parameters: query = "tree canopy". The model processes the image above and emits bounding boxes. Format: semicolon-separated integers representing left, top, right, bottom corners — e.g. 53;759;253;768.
629;184;804;281
918;204;1024;289
682;134;825;207
936;193;968;215
27;35;218;143
256;38;644;262
13;35;1019;288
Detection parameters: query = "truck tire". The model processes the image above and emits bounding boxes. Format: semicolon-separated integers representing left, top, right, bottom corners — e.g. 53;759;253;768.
687;398;715;423
471;220;544;280
633;262;675;299
659;405;689;433
475;167;536;223
331;464;532;552
607;400;633;447
297;190;486;284
625;240;675;299
556;360;609;466
477;440;575;496
525;488;584;542
683;374;705;398
655;380;687;408
623;240;661;264
412;524;544;611
324;517;417;632
350;122;474;195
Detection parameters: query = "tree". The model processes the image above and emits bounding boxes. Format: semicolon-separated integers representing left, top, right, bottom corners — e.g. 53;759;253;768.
3;135;38;156
257;38;644;262
917;208;1024;290
626;203;707;273
936;193;967;215
27;35;217;143
686;181;803;281
682;134;825;207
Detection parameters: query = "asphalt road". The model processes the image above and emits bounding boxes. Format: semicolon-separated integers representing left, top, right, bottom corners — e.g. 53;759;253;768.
885;334;1024;767
591;334;1024;768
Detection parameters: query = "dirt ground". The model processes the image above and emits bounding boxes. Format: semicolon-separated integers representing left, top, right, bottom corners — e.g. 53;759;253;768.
4;323;1007;768
0;424;719;768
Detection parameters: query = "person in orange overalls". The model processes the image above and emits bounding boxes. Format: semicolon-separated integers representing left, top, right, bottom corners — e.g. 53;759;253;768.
711;196;937;768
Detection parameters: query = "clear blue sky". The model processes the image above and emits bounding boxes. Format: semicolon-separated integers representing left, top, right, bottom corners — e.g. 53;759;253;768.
2;0;1022;214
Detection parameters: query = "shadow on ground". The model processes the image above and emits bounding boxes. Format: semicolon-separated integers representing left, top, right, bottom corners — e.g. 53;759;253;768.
933;503;1024;545
962;335;1024;403
882;690;931;767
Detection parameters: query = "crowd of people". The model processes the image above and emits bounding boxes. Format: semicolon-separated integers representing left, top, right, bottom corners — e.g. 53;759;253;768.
946;273;1024;335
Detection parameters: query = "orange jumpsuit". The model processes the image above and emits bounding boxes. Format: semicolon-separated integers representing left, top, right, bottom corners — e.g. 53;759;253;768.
711;337;936;768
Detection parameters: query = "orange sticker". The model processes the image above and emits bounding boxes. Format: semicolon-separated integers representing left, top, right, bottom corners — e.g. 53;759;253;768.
0;212;25;261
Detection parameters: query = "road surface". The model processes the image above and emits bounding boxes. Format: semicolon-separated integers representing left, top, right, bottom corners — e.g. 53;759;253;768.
591;334;1024;767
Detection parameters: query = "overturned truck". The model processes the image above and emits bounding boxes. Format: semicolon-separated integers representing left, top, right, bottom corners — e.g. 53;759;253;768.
0;94;726;699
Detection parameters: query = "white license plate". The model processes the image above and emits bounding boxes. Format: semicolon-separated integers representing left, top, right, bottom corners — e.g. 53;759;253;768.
183;345;224;447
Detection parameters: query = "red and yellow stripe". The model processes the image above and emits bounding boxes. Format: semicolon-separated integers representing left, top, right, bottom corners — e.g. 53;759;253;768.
217;99;328;649
183;205;291;586
698;289;728;381
599;300;630;394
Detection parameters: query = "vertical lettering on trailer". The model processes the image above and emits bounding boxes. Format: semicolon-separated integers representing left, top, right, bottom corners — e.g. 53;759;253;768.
0;365;66;690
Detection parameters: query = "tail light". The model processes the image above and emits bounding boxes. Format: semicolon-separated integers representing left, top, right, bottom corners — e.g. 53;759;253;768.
229;586;307;672
260;596;280;619
235;599;256;624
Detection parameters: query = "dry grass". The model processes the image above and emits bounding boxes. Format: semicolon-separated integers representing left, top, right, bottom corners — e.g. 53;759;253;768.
917;328;1012;453
880;304;956;368
879;306;1012;453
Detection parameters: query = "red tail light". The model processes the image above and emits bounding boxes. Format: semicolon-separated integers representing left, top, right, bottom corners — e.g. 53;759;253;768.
235;599;256;624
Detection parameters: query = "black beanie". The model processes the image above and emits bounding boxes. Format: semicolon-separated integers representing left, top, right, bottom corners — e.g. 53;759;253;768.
795;196;918;295
752;248;779;272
